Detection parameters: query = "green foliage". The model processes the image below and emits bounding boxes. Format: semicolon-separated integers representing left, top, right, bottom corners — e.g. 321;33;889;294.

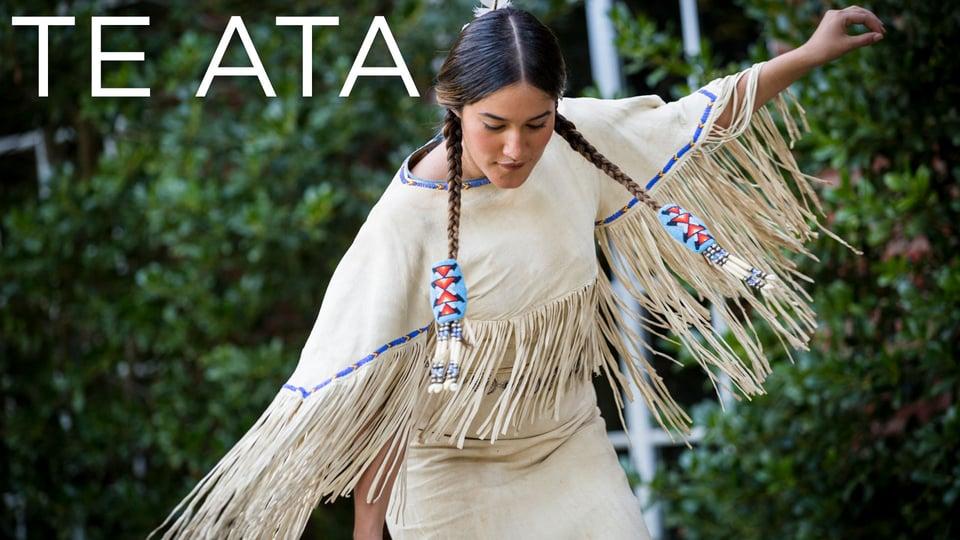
612;1;960;538
607;2;748;96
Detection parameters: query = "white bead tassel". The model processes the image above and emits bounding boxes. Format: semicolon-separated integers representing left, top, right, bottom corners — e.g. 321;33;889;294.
443;320;462;391
702;244;780;291
428;322;449;394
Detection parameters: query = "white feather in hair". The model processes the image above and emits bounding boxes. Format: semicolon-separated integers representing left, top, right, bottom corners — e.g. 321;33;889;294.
472;0;513;19
461;0;513;32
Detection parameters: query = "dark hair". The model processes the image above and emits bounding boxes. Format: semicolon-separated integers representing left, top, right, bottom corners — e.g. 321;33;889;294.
434;5;661;260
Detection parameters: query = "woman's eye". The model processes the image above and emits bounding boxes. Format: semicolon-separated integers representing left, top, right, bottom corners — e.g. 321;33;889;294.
483;124;505;131
528;123;547;130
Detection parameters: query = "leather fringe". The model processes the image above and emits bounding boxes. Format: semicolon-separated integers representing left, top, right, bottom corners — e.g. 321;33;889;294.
148;336;433;539
592;77;858;442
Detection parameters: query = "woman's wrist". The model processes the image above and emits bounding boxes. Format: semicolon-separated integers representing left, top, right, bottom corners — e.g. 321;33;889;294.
792;42;829;70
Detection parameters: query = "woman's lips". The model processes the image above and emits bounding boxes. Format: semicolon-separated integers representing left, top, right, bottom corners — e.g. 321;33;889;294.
498;162;524;171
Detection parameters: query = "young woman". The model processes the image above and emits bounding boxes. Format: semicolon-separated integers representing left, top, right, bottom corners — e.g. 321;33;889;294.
150;2;884;539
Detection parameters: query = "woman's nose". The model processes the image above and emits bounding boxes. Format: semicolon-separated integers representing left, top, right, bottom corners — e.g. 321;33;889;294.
502;132;523;160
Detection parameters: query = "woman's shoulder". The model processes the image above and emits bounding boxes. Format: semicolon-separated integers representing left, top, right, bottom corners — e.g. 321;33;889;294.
408;141;448;182
556;94;667;125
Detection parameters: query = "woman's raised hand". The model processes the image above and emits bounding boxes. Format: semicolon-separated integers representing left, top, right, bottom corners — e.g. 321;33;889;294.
801;5;886;66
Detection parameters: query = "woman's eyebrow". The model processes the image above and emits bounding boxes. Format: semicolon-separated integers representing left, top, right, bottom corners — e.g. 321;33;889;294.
479;110;552;122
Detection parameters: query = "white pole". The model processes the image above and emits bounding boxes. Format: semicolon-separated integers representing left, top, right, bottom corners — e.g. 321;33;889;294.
679;0;702;89
584;0;622;98
679;0;735;409
586;0;670;535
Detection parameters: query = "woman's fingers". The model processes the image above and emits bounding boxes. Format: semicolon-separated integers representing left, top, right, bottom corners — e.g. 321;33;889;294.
842;6;886;35
846;29;883;50
807;5;886;63
835;6;885;50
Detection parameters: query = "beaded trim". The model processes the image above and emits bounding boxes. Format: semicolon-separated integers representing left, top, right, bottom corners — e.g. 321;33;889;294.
282;323;431;398
398;134;492;191
595;88;718;226
400;167;492;190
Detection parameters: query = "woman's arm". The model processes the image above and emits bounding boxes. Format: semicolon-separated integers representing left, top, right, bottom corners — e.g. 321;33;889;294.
715;5;886;129
353;438;405;540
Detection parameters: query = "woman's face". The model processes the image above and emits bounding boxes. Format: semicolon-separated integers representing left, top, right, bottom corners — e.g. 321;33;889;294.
456;82;556;189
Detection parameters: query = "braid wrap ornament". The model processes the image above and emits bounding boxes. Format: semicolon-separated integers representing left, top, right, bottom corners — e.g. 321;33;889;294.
553;112;782;289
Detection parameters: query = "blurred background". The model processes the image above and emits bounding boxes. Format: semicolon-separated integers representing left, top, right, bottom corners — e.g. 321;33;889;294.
1;1;957;538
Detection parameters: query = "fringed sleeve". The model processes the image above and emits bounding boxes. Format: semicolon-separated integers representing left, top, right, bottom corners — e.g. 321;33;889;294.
149;189;435;539
560;61;856;440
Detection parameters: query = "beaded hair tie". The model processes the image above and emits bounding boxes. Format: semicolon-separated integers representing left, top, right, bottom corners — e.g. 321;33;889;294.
427;0;514;396
427;259;467;392
657;204;777;289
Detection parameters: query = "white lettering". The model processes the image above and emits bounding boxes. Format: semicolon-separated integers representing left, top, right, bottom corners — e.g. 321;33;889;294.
275;16;339;97
11;16;76;97
197;16;276;98
91;17;151;97
340;16;418;97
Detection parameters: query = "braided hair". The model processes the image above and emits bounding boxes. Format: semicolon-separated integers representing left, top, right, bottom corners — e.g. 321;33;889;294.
433;5;661;261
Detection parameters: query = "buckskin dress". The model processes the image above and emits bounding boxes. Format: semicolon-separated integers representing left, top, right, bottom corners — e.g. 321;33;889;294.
150;60;850;539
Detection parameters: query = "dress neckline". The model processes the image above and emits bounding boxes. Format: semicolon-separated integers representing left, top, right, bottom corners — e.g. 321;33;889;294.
399;133;492;190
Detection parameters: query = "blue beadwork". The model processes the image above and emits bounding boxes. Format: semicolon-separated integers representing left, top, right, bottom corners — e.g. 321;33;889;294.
282;323;432;398
430;258;468;324
657;203;717;254
430;361;447;382
444;362;460;379
596;88;717;226
702;244;730;266
744;267;766;289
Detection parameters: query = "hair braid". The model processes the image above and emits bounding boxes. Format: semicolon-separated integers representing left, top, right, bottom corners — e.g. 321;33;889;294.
443;109;464;260
553;112;661;212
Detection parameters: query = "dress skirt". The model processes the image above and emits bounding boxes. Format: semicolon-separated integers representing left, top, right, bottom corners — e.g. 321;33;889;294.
386;354;652;540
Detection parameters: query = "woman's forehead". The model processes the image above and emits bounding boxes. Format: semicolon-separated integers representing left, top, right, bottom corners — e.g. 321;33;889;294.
467;83;555;120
